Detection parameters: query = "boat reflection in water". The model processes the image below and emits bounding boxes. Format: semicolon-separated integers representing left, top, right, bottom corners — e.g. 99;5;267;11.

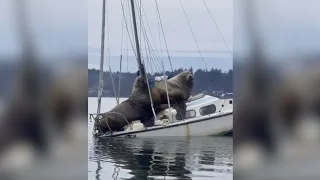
88;137;232;180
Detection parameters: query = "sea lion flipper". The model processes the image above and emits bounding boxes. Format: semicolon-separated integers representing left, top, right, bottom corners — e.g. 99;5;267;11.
141;116;155;127
173;102;187;120
159;104;169;110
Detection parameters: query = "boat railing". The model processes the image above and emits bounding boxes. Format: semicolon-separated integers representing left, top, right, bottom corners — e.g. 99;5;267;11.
89;111;133;136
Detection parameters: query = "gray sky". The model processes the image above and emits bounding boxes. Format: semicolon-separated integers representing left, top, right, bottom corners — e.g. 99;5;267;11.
0;0;87;58
88;0;233;72
1;0;319;70
235;0;320;60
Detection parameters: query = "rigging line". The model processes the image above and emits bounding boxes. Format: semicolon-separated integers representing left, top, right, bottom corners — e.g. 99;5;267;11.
140;15;162;69
144;36;162;72
109;65;118;104
117;3;125;101
156;0;163;63
106;0;118;104
142;41;158;122
160;58;173;123
142;36;159;73
180;0;208;71
145;37;161;73
140;3;162;60
139;13;163;72
139;10;162;66
120;0;125;54
202;0;232;55
128;0;138;61
154;0;173;72
138;0;143;61
97;0;107;115
134;0;142;60
143;28;162;67
125;1;129;72
120;0;137;58
126;32;129;72
150;55;161;73
118;54;122;102
145;40;161;73
106;0;111;66
140;15;163;71
118;55;122;101
147;56;154;74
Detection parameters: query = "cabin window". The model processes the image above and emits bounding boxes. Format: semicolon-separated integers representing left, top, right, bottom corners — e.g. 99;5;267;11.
175;110;196;120
229;100;233;104
199;104;216;116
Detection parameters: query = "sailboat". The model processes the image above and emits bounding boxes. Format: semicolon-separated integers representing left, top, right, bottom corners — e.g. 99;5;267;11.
89;0;233;138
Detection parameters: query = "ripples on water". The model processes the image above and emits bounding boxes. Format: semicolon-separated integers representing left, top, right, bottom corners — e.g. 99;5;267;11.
88;137;233;180
88;98;232;179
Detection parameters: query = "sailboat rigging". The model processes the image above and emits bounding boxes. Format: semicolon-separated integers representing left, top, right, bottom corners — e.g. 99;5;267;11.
130;0;144;76
95;0;106;135
90;0;233;138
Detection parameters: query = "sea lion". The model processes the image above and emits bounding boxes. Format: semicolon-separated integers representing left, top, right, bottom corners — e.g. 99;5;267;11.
151;70;194;119
98;75;169;133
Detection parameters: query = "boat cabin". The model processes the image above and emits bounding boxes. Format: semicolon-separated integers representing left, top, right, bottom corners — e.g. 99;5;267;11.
155;93;233;123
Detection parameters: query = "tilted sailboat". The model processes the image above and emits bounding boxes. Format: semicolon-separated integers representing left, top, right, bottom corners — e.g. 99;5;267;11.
89;0;233;138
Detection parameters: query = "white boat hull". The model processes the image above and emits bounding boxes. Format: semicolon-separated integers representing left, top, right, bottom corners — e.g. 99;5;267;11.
100;112;233;137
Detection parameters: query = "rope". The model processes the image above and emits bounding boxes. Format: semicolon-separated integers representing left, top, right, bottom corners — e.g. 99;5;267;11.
106;0;111;66
138;0;143;61
155;0;173;72
105;0;118;105
141;4;172;121
154;0;173;122
139;13;161;122
202;0;232;55
161;60;173;123
126;24;129;72
139;9;163;72
96;0;106;118
109;65;118;105
180;0;208;71
140;18;157;121
118;55;122;101
139;3;163;68
141;3;162;61
120;0;137;58
117;6;125;103
143;61;157;122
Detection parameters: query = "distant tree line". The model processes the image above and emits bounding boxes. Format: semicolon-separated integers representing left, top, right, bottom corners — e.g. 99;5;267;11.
88;68;233;97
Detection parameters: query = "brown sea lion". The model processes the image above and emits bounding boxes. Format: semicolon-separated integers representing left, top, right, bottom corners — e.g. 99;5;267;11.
150;70;194;120
98;76;168;133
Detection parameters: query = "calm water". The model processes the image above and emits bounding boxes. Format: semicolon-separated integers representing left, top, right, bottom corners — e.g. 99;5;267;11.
88;97;233;180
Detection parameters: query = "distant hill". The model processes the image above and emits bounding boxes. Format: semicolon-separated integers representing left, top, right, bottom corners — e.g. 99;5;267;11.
88;68;233;97
0;61;233;99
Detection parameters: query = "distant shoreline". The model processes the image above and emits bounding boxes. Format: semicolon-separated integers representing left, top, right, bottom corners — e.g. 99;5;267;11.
88;68;233;97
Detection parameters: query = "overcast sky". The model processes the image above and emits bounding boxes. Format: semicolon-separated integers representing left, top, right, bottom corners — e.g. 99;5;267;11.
0;0;87;59
1;0;319;71
235;0;320;60
88;0;233;72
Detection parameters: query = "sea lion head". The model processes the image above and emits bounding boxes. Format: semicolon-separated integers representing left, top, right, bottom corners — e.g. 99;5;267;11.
177;70;194;88
132;76;147;93
130;75;151;103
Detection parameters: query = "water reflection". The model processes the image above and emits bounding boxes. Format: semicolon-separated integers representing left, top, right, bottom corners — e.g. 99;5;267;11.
89;137;232;180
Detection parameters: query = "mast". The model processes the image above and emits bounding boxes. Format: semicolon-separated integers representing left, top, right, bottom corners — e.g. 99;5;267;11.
97;0;107;115
130;0;145;76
